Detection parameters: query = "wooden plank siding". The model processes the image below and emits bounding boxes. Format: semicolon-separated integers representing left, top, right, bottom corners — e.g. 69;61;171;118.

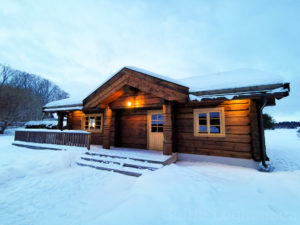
174;99;254;159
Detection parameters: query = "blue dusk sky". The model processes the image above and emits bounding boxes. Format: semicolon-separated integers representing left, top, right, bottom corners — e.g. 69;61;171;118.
0;0;299;121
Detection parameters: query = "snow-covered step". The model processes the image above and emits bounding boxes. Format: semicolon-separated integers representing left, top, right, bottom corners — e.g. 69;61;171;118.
76;151;168;176
76;159;150;177
80;156;161;171
84;152;163;168
85;151;166;165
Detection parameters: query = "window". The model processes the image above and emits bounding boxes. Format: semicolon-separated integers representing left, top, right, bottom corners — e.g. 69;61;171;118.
151;113;163;132
83;114;103;132
193;108;225;137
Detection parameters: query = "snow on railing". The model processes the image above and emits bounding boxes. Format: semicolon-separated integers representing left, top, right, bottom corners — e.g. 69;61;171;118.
14;129;91;149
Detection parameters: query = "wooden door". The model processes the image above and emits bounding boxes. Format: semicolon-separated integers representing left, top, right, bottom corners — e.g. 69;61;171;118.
118;109;148;149
147;110;164;151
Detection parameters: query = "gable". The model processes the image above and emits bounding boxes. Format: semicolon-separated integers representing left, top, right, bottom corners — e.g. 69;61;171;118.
109;89;163;109
83;67;189;108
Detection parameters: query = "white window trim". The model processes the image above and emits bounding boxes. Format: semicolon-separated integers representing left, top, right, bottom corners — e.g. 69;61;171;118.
193;107;225;137
82;113;103;133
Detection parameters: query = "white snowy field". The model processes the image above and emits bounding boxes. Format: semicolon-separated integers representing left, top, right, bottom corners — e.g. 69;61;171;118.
0;129;300;225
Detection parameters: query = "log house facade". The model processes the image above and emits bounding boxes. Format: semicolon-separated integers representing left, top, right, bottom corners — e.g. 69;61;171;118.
43;67;290;165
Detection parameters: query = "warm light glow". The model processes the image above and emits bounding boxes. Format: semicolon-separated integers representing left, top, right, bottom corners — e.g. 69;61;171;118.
127;101;132;107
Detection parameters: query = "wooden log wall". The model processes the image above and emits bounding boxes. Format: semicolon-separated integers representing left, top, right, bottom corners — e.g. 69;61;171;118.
103;106;112;149
174;99;254;159
68;110;104;145
15;130;91;149
68;111;84;130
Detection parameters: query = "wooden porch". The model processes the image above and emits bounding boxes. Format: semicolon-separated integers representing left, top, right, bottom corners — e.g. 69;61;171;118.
14;129;91;149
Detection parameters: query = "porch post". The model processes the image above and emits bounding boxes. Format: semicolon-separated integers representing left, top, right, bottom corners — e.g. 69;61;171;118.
57;112;64;131
163;102;173;155
103;105;112;149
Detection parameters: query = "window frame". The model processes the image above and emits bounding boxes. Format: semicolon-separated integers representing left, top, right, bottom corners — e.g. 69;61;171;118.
193;107;225;137
82;113;103;133
150;112;164;133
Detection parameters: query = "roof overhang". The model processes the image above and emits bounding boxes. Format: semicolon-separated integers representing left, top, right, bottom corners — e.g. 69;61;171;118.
189;83;290;105
43;104;83;113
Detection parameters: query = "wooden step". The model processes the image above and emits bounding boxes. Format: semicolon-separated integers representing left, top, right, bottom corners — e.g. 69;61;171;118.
76;160;145;177
85;152;165;165
80;157;158;171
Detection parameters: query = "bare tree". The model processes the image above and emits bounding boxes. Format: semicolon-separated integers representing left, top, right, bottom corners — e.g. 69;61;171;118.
0;64;69;134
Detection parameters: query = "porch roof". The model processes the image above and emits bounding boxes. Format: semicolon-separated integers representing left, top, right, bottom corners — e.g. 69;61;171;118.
43;97;83;112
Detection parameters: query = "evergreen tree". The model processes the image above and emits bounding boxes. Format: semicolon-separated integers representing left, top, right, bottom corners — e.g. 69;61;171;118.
263;113;275;130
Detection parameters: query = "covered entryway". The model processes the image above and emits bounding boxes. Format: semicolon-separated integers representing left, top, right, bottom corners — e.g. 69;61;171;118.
82;67;189;155
147;110;164;151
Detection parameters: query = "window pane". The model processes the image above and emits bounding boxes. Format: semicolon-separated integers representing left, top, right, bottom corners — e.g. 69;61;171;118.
152;114;157;120
210;112;220;118
210;126;221;133
157;114;163;121
199;113;207;119
157;126;163;132
199;126;208;133
157;120;163;125
210;118;220;125
89;117;95;129
199;119;207;125
85;117;89;129
151;120;158;125
151;125;157;132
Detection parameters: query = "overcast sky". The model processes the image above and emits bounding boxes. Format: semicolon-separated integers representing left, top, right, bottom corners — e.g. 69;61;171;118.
0;0;299;121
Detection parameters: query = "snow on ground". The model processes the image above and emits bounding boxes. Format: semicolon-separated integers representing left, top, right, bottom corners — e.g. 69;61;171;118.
0;129;300;225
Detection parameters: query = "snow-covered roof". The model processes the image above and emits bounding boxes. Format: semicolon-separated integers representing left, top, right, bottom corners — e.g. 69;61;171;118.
84;66;188;101
124;66;187;87
180;68;286;93
44;106;83;112
44;97;83;108
44;68;289;111
43;97;83;112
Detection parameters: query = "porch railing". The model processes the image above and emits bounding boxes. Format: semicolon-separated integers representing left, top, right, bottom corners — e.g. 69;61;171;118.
14;129;91;150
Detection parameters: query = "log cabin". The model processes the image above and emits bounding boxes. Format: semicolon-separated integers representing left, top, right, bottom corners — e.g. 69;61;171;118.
43;67;290;167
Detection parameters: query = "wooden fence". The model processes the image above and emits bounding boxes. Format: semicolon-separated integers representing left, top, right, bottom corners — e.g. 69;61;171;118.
15;130;91;150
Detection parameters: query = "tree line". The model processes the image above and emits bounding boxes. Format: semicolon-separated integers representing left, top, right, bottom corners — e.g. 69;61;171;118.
0;64;69;133
263;114;300;129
